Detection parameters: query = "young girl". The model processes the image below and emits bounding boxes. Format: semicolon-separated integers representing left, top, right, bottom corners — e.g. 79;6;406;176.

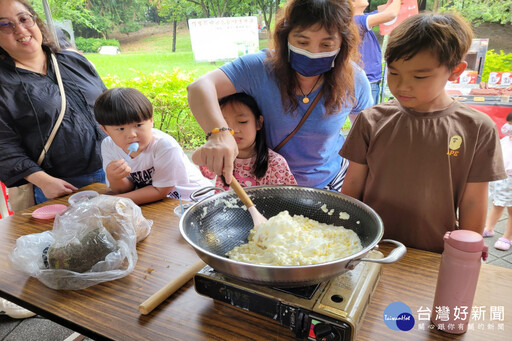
94;87;211;205
483;112;512;251
200;93;297;190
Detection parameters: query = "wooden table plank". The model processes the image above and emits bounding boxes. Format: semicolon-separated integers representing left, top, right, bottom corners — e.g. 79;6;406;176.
359;246;511;340
1;183;510;340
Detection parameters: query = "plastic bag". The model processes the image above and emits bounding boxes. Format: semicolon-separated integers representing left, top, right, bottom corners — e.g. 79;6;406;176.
9;195;153;290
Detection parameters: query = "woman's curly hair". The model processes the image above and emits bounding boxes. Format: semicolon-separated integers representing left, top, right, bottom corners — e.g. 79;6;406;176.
267;0;360;115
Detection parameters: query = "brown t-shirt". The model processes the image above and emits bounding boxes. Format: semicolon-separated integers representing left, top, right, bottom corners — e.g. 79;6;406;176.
341;100;506;253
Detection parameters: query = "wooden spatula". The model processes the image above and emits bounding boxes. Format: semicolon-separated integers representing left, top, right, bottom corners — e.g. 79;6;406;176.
229;178;267;228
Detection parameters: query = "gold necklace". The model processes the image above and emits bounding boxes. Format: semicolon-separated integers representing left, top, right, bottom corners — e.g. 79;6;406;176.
298;76;322;104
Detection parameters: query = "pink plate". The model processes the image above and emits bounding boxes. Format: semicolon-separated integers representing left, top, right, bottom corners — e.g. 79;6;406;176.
31;204;68;219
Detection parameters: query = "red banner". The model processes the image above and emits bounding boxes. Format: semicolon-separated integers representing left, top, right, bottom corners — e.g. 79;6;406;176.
466;103;512;139
378;0;419;36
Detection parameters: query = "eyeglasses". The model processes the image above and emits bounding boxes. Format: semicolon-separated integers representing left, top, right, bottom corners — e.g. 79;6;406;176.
0;14;35;34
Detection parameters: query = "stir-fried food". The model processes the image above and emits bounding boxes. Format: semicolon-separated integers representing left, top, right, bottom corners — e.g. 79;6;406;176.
227;211;362;265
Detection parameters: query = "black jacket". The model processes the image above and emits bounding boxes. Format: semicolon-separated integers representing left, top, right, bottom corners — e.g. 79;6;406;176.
0;48;107;187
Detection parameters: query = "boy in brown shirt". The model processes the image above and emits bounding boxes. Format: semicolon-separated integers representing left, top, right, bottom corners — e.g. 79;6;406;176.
340;13;506;253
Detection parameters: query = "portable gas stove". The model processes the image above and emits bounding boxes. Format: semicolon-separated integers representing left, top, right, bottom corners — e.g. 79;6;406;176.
194;250;383;341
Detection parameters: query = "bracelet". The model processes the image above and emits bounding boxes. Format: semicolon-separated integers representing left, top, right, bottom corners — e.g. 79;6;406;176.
205;127;234;140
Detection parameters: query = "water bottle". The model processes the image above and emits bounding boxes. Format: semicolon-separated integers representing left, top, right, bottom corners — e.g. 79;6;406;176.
431;230;488;334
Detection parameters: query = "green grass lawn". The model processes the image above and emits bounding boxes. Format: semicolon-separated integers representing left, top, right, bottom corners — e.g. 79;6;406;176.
86;52;219;80
86;30;269;81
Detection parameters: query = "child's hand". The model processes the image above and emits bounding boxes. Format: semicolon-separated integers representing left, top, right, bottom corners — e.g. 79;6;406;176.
106;159;131;181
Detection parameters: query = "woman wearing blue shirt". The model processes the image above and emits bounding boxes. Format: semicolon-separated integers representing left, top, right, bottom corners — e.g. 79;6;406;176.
188;0;372;190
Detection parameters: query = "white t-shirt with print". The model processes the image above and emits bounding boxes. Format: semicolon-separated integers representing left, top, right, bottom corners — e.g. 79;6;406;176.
101;128;211;200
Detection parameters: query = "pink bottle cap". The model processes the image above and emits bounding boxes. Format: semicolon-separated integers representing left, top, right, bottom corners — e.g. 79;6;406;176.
444;230;486;253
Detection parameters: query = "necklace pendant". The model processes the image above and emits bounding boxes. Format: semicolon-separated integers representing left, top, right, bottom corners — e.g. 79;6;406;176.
302;96;310;104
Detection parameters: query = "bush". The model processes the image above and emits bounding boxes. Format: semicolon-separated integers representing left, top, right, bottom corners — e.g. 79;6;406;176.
120;22;141;34
75;37;121;53
101;69;205;150
442;0;512;25
368;0;389;11
482;49;512;83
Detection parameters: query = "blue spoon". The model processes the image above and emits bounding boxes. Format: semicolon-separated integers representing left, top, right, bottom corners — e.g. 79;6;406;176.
124;142;139;161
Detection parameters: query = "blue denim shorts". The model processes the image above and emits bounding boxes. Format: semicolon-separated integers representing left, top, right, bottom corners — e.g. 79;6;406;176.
34;168;106;204
370;81;381;105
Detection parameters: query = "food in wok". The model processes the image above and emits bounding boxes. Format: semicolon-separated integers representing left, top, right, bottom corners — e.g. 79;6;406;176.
226;211;362;265
181;186;406;286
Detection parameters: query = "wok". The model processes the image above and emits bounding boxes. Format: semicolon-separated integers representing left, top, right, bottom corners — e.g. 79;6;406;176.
179;186;405;286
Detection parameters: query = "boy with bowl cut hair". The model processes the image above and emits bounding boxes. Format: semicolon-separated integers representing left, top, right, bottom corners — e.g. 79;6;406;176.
94;87;211;205
340;13;506;253
385;12;473;73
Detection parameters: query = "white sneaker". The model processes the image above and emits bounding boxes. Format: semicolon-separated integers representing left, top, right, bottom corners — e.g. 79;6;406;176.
0;298;36;319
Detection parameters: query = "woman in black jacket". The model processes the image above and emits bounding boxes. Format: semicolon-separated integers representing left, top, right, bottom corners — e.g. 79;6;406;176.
0;0;107;207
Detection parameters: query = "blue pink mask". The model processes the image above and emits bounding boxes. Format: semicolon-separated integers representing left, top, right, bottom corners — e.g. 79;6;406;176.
288;42;340;77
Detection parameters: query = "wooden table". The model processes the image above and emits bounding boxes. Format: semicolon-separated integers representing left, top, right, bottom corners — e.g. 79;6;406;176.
0;183;510;340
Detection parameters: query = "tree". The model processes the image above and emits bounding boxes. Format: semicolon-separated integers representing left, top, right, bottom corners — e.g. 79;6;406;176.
29;0;98;33
254;0;278;34
440;0;512;25
158;0;197;51
30;0;150;38
183;0;242;17
83;0;148;37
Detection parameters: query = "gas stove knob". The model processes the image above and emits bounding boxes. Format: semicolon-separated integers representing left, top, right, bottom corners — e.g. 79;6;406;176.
314;323;340;341
293;311;309;338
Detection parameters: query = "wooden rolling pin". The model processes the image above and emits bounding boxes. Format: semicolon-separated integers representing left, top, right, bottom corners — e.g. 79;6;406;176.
139;259;206;315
